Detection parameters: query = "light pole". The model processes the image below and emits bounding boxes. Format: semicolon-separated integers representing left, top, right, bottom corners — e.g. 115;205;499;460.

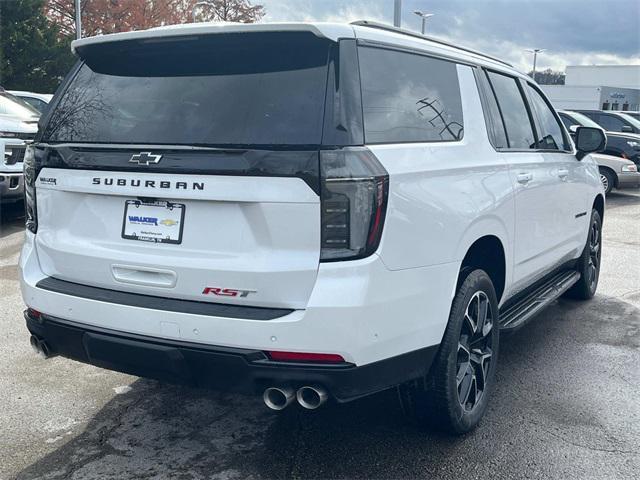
413;10;435;34
525;48;546;81
74;0;81;39
394;0;402;27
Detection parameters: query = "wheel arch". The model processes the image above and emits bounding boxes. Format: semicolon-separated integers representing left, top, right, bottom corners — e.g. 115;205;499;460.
593;193;605;221
457;234;507;304
598;165;618;188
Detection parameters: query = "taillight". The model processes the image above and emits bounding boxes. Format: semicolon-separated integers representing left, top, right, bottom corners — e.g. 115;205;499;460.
23;145;38;233
320;148;389;262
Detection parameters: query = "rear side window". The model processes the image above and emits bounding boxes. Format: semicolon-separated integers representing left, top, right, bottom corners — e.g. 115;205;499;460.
525;84;568;151
358;47;464;144
485;71;535;149
42;32;331;146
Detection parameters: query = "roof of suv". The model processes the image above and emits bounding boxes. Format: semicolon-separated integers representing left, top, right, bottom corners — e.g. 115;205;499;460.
71;21;526;79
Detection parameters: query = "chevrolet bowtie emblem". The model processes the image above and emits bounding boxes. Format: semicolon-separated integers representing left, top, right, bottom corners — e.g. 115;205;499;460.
129;152;162;165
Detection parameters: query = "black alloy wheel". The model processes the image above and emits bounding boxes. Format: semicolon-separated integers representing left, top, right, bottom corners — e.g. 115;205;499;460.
457;291;494;412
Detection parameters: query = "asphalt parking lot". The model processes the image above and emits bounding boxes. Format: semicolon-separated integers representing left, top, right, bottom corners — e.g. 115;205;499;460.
1;191;639;480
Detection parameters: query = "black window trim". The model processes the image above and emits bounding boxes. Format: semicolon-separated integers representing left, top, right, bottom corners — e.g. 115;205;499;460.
480;67;575;155
473;67;510;150
356;39;477;68
357;42;466;146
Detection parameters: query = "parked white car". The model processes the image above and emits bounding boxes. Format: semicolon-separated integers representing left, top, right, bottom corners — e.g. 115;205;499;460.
0;90;39;203
8;91;53;113
20;21;605;434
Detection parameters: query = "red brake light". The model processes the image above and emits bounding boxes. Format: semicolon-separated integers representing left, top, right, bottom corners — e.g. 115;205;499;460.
267;351;346;364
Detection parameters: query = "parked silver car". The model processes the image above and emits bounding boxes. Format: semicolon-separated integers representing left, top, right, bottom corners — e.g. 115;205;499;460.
591;152;639;195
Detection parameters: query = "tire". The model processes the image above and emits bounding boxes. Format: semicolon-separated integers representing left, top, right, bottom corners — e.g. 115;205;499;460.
599;168;614;195
398;269;500;434
564;208;602;300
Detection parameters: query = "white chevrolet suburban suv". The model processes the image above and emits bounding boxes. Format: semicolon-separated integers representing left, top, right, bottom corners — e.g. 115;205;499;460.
20;21;606;434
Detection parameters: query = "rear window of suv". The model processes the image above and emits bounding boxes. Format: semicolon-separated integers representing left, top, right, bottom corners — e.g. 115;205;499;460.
42;32;331;147
358;46;464;144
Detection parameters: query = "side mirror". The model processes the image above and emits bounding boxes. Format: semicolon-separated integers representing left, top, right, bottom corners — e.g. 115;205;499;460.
575;127;606;160
621;125;634;133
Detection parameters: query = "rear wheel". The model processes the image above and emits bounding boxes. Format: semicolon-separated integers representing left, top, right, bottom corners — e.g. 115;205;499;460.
599;168;614;195
398;269;499;434
565;208;602;300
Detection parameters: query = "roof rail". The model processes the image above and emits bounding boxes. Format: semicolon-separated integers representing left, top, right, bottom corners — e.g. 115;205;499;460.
350;20;513;68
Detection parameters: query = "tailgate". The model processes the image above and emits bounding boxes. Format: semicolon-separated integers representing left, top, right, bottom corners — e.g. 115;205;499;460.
35;168;320;309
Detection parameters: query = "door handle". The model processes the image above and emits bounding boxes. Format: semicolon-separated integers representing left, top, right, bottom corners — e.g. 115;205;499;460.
558;169;569;180
516;172;533;185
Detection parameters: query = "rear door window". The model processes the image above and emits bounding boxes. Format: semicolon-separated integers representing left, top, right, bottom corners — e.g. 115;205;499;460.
485;71;535;149
42;32;331;146
358;46;464;144
525;83;569;151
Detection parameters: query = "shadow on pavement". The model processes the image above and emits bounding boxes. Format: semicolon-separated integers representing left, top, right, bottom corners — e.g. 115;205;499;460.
0;201;25;239
606;190;640;208
15;294;640;480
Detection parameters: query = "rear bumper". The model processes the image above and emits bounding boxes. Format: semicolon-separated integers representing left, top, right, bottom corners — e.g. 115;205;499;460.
21;230;458;367
25;311;438;402
616;171;640;189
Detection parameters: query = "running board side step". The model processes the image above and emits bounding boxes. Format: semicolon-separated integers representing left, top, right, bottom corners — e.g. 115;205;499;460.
499;270;580;332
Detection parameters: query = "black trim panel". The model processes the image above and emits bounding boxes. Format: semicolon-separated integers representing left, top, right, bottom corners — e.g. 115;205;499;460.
35;277;293;320
25;313;440;402
32;145;322;195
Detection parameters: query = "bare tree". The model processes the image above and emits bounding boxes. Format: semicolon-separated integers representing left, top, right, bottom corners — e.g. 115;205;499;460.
190;0;265;23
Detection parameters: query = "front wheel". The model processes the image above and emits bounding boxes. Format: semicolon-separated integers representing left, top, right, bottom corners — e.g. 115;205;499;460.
398;269;500;434
564;208;602;300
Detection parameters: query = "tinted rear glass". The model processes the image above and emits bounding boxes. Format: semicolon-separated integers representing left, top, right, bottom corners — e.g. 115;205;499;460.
42;32;331;146
358;46;464;144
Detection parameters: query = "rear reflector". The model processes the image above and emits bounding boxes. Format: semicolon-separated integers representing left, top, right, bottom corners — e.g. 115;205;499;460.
27;308;42;319
267;351;345;364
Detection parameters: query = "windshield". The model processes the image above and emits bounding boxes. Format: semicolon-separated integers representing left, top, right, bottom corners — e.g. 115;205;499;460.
566;111;602;129
42;32;331;147
617;112;640;129
0;92;40;119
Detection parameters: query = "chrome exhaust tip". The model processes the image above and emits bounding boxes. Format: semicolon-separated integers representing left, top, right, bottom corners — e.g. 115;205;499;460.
29;335;40;354
29;335;52;359
263;387;295;411
296;386;328;410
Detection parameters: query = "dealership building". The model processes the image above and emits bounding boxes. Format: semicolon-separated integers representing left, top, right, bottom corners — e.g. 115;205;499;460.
541;65;640;111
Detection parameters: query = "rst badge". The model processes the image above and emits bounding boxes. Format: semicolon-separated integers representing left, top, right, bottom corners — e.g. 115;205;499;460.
129;152;162;165
202;287;256;298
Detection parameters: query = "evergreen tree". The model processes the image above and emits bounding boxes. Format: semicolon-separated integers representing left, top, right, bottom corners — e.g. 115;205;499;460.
0;0;75;92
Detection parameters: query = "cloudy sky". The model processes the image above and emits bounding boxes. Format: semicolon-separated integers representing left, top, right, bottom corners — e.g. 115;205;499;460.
259;0;640;73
